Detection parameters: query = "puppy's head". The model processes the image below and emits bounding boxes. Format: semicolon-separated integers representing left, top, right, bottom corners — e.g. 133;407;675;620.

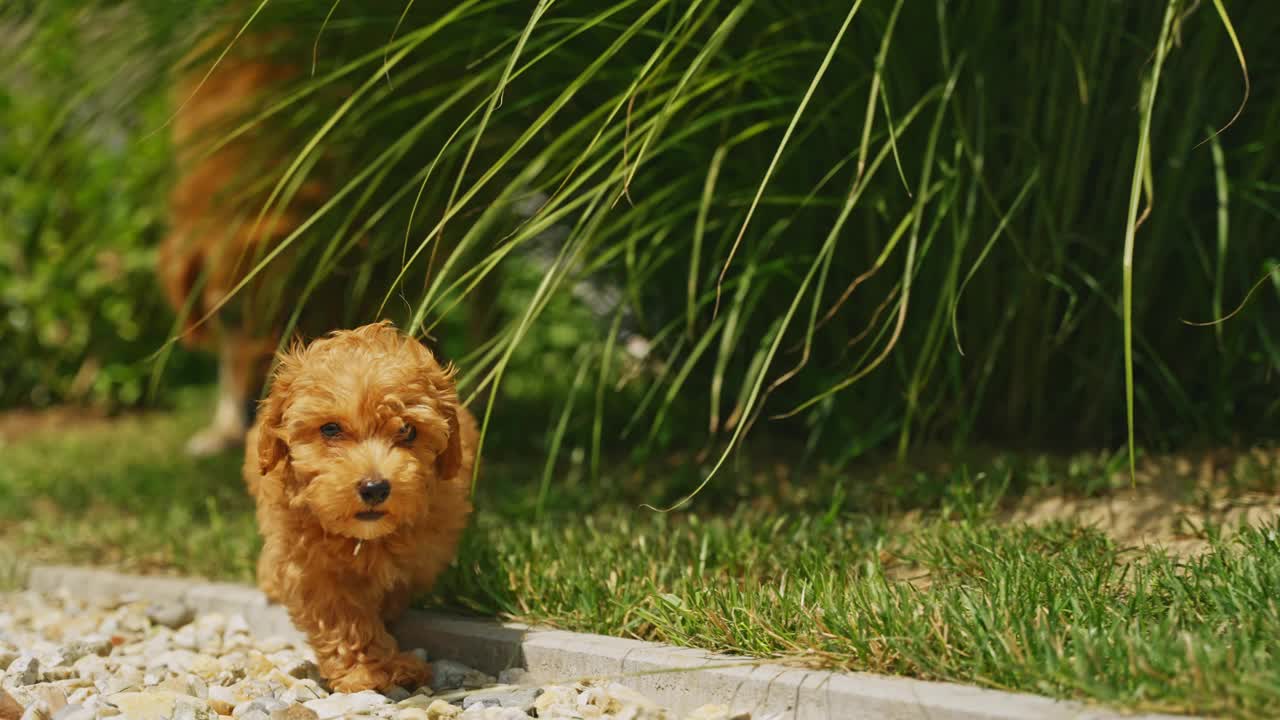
256;321;464;540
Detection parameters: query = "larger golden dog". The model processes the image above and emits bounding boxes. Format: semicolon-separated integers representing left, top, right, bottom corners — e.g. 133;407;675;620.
244;321;475;692
159;23;318;456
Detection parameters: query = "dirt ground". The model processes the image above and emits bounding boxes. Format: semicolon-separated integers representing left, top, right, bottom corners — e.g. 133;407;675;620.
0;406;114;445
1002;448;1280;556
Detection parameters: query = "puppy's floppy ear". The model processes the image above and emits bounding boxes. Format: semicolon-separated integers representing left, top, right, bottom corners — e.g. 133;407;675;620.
257;344;301;475
257;388;290;475
417;340;464;481
436;403;463;481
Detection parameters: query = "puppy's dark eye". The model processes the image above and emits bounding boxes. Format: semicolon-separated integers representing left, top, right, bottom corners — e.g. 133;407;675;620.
320;423;342;438
398;424;417;444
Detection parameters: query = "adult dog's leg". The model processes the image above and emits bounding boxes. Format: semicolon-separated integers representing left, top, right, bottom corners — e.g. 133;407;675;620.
186;328;273;456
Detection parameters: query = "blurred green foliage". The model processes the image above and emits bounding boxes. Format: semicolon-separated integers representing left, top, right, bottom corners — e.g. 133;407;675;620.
0;5;209;408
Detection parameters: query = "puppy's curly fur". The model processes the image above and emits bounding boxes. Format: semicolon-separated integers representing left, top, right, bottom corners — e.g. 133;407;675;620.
244;321;475;692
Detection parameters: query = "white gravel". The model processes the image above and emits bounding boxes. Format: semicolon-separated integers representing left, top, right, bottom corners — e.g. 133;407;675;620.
0;590;746;720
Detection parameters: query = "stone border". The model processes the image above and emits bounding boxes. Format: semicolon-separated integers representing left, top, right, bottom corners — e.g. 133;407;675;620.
23;565;1190;720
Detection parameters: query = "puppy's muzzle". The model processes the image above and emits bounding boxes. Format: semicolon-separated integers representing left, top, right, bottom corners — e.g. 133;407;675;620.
358;477;391;506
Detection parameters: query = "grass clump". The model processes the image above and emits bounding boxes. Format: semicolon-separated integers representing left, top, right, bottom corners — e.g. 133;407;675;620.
443;512;1280;718
0;391;256;579
4;398;1280;717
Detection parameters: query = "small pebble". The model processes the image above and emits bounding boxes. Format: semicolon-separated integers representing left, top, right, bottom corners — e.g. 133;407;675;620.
238;696;288;716
303;690;388;719
429;660;494;692
270;705;319;720
71;655;109;684
99;667;143;695
225;615;252;636
0;688;23;720
533;686;577;714
257;637;292;654
461;687;539;712
106;691;211;720
396;694;437;710
6;656;39;686
49;641;101;668
462;694;500;710
20;687;64;717
173;703;214;720
50;705;92;720
206;685;238;715
279;679;325;704
145;603;194;630
601;682;661;710
461;709;527;720
281;659;319;681
495;668;531;686
172;625;199;650
423;699;461;718
18;703;49;720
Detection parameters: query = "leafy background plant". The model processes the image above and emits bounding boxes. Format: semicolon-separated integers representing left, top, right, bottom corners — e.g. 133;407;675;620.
0;4;210;408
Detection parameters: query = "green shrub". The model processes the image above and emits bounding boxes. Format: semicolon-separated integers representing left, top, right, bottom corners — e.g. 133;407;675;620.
0;5;210;409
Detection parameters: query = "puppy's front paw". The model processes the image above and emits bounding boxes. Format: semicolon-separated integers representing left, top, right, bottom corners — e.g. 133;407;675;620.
326;653;431;693
387;652;433;689
328;664;392;693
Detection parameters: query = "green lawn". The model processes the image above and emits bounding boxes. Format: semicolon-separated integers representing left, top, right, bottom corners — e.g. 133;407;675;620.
3;390;1279;719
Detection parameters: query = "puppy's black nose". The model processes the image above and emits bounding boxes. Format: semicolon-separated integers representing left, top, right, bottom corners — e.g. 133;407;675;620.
358;478;391;506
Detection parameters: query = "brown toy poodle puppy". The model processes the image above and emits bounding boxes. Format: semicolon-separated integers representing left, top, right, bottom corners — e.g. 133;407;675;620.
244;321;476;692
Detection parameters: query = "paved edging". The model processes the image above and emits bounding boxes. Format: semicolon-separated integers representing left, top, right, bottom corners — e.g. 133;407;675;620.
24;565;1190;720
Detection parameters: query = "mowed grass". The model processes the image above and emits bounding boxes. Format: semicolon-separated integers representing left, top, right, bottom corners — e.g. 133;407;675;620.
0;391;257;579
3;392;1280;718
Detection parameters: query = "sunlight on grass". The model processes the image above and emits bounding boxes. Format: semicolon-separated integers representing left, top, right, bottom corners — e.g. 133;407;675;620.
0;390;256;580
4;401;1280;716
439;511;1280;719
